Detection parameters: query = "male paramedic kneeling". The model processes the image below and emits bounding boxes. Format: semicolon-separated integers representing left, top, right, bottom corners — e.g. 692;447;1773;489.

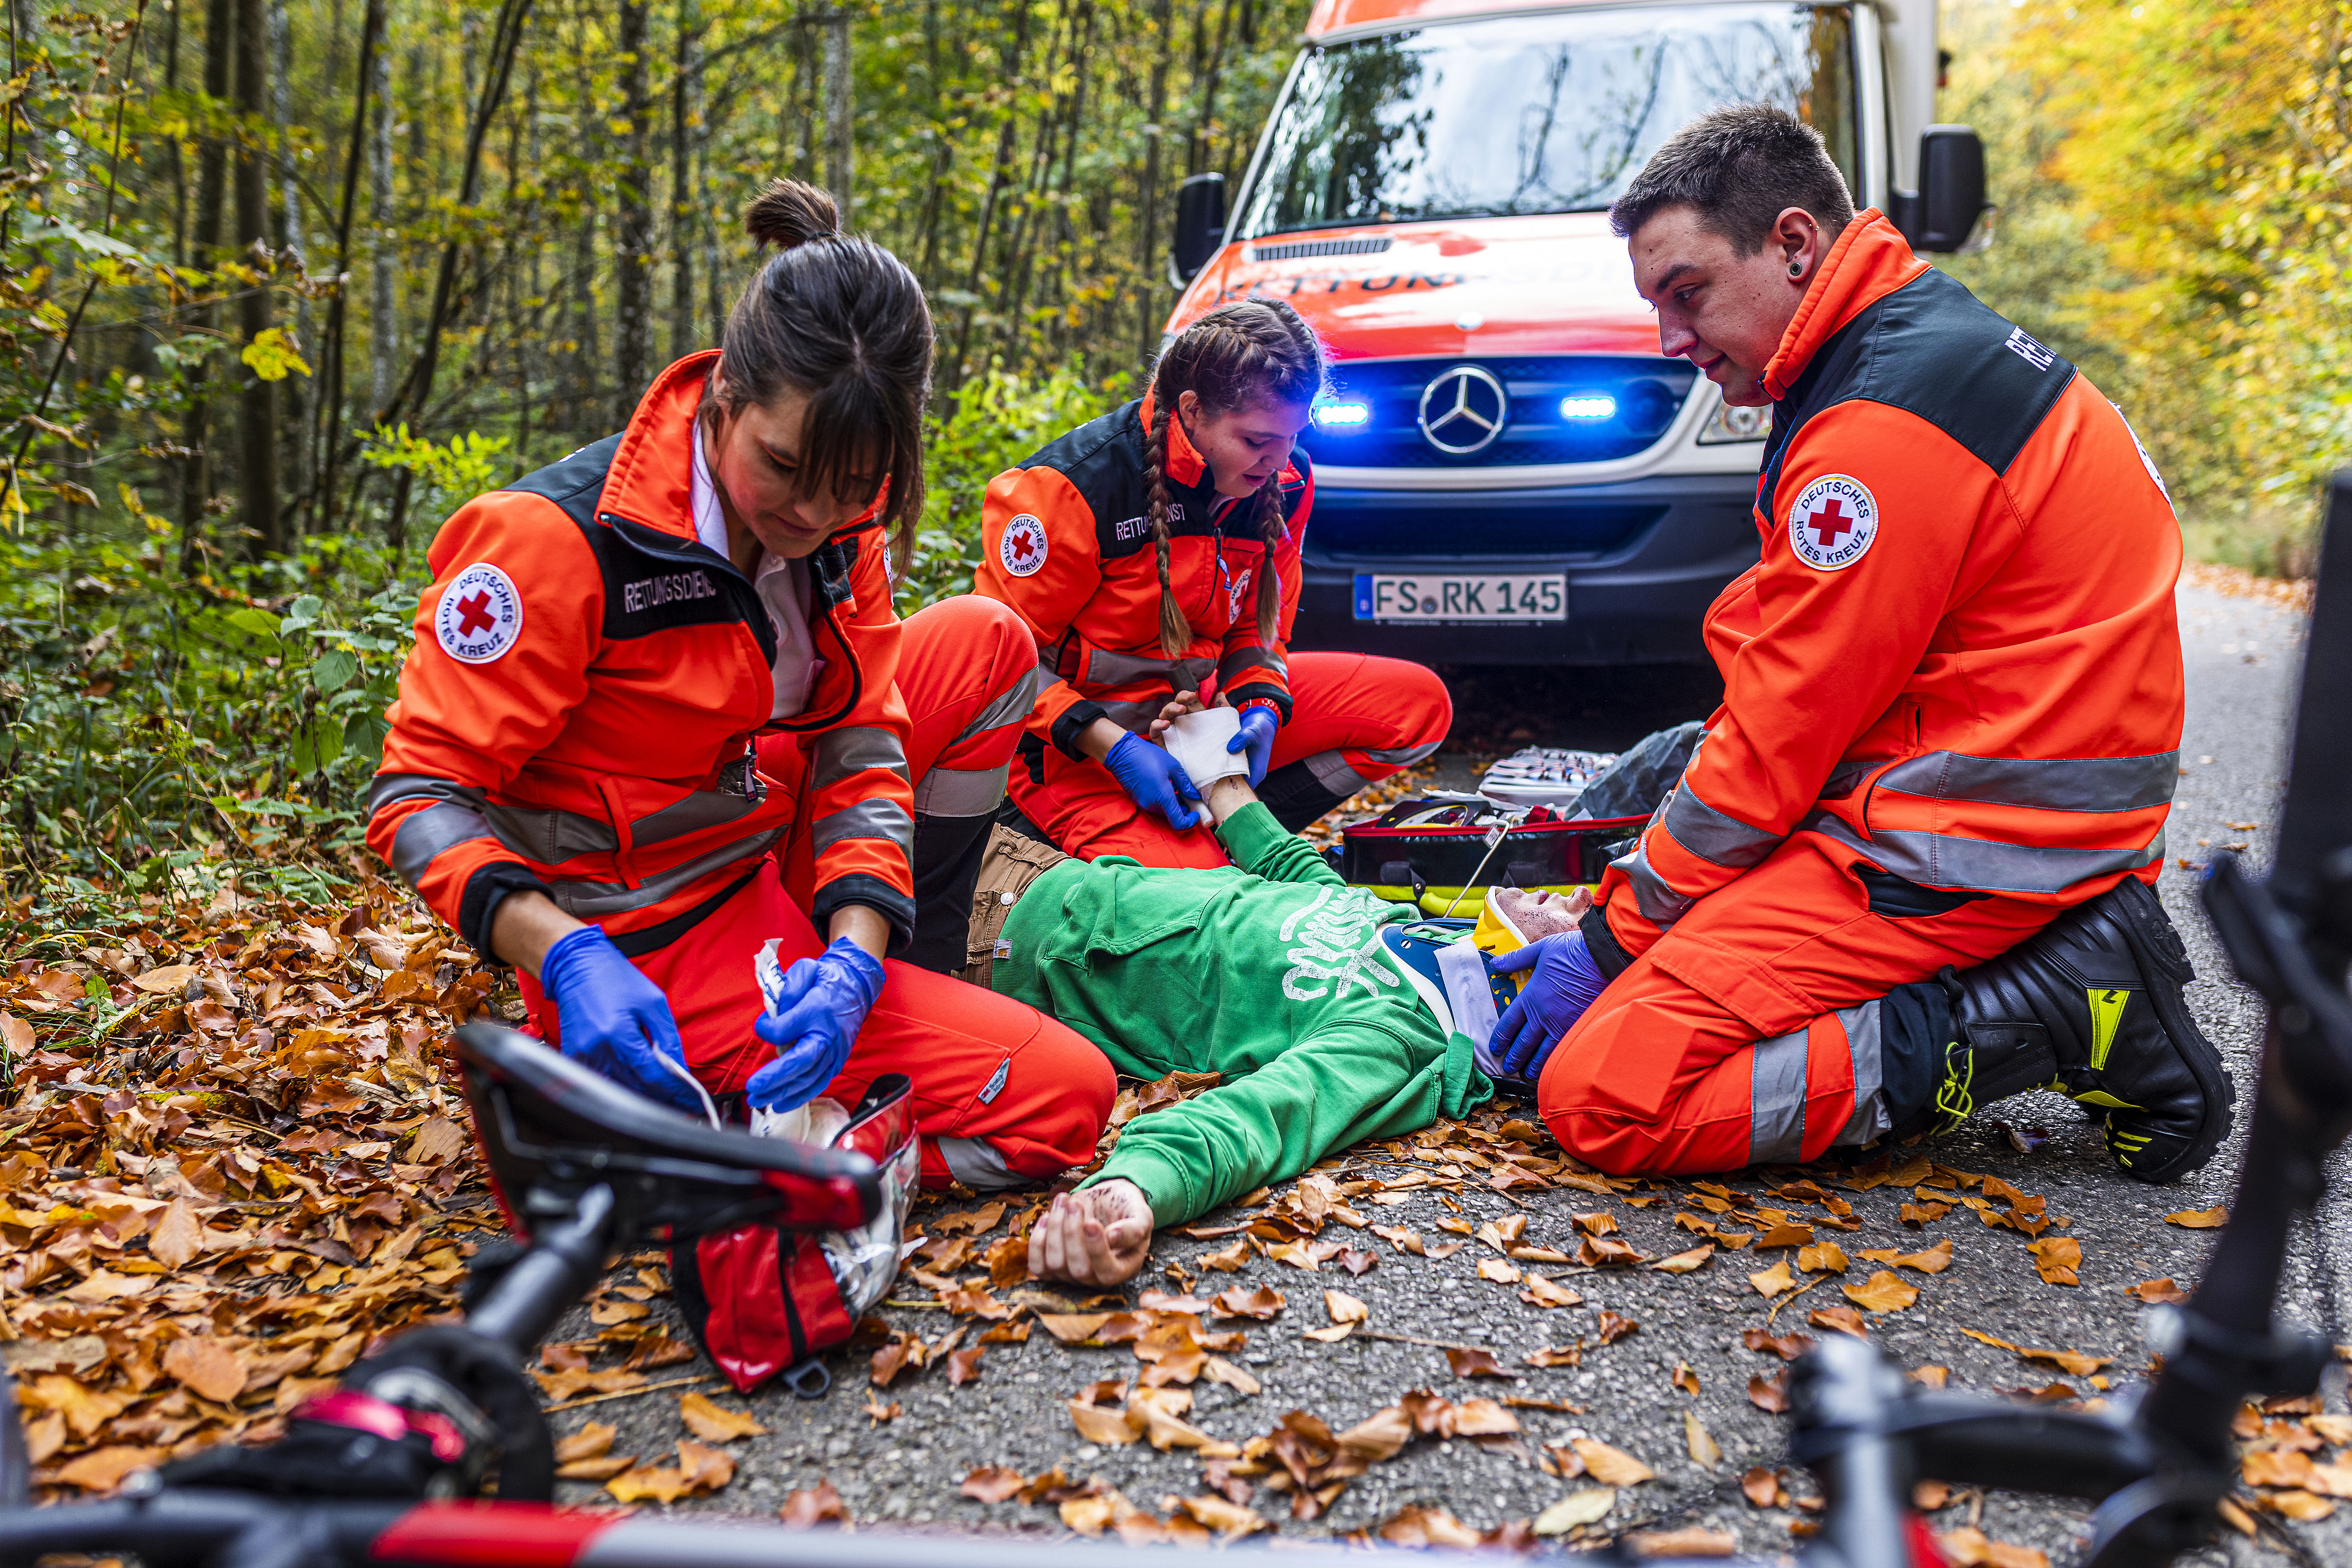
365;179;1112;1189
975;298;1452;866
1501;106;2229;1183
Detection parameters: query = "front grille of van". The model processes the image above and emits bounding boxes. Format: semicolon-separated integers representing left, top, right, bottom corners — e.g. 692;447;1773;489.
1299;356;1700;470
1245;237;1393;261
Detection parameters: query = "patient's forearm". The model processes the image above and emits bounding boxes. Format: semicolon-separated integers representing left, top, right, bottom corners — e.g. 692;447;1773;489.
1202;774;1257;825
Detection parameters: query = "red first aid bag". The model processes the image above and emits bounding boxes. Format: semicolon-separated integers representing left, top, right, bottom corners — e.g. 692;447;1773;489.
669;1073;918;1396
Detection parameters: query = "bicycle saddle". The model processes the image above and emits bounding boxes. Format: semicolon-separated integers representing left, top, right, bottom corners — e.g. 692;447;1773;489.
452;1022;887;1247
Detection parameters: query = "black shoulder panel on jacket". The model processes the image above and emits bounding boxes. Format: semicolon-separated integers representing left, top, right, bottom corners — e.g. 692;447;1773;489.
507;436;775;663
503;433;624;525
1768;268;2077;486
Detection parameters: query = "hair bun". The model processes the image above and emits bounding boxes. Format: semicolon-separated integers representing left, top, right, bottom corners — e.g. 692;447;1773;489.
745;179;843;252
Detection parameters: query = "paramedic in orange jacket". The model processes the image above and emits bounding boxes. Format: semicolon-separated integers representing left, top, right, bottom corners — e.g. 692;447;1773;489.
1489;107;2230;1184
365;181;1111;1189
975;298;1453;868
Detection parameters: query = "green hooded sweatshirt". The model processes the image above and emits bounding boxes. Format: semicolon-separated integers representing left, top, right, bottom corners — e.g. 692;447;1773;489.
988;801;1491;1227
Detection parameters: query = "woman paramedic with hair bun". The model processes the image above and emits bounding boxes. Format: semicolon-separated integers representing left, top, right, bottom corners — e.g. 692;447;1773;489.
365;179;1112;1191
977;297;1453;867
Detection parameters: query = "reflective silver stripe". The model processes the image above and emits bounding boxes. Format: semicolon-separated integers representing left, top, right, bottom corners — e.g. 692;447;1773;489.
366;771;477;818
1081;648;1215;688
1363;739;1443;768
1749;1026;1811;1164
933;1136;1021;1191
812;725;911;794
1303;748;1371;799
1618;840;1695;929
1832;1000;1887;1147
1664;782;1782;870
544;828;786;918
953;664;1043;744
911;764;1009;819
1874;750;2180;813
389;801;499;888
631;790;760;849
1803;812;2166;896
481;802;619;862
1218;644;1287;684
812;796;916;856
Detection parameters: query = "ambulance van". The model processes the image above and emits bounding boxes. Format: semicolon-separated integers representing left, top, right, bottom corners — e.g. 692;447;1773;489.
1164;0;1984;665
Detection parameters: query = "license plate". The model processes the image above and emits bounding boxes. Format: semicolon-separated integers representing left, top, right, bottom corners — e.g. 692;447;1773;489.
1354;573;1567;622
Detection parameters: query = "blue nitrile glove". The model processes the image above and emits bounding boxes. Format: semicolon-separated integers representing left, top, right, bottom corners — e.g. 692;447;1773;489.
748;937;888;1114
1104;731;1203;831
1488;932;1610;1080
1227;704;1281;788
540;925;704;1114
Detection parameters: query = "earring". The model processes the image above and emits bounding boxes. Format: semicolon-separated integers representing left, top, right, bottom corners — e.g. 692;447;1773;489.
1789;262;1804;277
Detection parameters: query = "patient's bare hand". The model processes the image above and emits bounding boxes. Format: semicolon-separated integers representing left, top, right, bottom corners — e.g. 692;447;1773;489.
1146;690;1209;743
1027;1181;1155;1286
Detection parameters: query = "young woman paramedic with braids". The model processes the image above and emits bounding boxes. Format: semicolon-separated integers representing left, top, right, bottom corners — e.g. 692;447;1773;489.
976;298;1453;866
365;181;1112;1192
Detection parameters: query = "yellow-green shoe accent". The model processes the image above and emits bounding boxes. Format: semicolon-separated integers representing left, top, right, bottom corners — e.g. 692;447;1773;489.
2087;987;2132;1070
1931;1041;1975;1135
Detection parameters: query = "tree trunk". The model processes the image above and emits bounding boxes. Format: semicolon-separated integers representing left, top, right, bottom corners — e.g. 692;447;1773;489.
314;0;386;538
1136;0;1173;363
668;0;697;361
179;0;235;568
235;0;280;557
613;0;650;419
366;1;394;417
514;62;539;461
167;0;186;266
268;0;307;530
382;0;533;548
821;9;850;221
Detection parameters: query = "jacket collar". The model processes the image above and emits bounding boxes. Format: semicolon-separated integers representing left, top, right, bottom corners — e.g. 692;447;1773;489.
600;350;886;548
599;352;715;541
1762;210;1931;402
1137;390;1211;489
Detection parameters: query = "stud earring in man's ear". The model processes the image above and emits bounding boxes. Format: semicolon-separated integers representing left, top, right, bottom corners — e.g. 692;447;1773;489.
1789;263;1804;277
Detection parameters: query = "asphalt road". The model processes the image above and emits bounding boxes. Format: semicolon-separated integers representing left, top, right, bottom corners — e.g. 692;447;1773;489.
562;581;2328;1563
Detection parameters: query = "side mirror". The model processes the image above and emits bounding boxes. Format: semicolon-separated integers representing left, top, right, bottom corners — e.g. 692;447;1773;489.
1891;124;1986;253
1169;172;1227;286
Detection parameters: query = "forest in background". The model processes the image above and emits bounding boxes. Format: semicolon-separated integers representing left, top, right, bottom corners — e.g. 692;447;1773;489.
0;0;2346;913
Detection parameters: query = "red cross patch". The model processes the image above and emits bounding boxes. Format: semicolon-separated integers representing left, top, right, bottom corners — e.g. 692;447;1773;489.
1000;513;1049;578
434;562;524;663
1786;475;1879;572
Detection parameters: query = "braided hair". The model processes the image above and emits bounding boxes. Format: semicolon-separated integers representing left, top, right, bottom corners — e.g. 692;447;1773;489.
1141;298;1327;657
704;179;934;571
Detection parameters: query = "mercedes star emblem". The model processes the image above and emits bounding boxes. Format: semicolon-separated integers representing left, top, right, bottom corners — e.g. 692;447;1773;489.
1417;364;1507;455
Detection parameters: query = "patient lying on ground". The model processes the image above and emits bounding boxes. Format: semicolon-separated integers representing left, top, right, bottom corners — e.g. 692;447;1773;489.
967;701;1586;1286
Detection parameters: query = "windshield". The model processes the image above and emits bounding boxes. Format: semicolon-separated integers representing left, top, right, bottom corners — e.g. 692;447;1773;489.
1235;3;1857;238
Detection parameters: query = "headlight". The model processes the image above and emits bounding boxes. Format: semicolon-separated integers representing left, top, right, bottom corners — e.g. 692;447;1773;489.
1697;399;1772;445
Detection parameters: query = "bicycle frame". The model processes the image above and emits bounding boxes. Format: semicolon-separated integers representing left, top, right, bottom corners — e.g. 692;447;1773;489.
2;478;2349;1568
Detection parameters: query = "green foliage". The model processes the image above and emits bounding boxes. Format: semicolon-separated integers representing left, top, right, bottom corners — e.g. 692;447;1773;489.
360;428;518;533
897;363;1108;611
0;506;418;902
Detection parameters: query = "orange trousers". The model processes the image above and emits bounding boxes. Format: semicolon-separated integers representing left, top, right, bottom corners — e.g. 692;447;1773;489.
1013;650;1453;867
525;595;1115;1188
1537;831;2059;1176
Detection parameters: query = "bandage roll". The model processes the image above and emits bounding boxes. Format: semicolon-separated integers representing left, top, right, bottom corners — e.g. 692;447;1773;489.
1160;707;1249;788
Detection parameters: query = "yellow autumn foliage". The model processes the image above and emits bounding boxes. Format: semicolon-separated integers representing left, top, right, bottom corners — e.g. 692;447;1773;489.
1943;0;2352;575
